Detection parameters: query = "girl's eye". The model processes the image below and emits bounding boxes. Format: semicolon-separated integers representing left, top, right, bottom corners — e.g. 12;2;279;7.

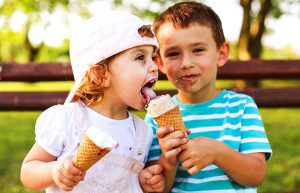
136;55;145;61
151;55;157;61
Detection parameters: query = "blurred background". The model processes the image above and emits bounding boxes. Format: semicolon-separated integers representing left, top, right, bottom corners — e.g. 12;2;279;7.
0;0;300;192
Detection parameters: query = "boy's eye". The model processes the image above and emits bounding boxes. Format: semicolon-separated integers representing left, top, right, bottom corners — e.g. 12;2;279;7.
193;48;205;53
166;51;179;57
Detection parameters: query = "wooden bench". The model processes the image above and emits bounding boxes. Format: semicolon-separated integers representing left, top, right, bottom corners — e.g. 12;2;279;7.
1;59;300;111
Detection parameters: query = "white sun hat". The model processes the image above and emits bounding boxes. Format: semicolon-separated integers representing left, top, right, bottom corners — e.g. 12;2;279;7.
64;11;159;104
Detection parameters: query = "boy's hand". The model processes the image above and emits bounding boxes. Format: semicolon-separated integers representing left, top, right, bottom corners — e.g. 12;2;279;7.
139;164;165;193
178;137;220;175
52;159;85;191
156;126;188;165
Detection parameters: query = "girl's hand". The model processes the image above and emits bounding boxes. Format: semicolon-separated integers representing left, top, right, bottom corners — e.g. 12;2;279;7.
52;159;85;191
139;164;165;192
156;126;188;165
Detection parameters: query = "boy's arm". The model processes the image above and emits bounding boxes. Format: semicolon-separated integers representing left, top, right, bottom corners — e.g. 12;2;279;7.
178;137;266;186
154;126;188;193
20;143;84;191
214;143;266;186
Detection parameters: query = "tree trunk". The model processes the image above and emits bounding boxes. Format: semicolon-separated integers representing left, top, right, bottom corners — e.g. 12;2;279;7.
24;21;40;61
236;0;272;88
249;0;272;58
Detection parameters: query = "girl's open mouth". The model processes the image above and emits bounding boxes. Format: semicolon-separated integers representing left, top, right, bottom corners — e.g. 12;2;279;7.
141;78;157;107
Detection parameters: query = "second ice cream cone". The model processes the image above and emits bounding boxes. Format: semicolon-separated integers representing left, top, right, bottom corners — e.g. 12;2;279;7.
147;95;187;133
153;105;187;133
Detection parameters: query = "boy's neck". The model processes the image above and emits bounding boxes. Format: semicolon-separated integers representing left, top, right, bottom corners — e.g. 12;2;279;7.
176;87;220;104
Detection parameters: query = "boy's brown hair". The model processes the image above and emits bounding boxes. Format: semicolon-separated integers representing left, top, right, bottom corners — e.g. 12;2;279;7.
74;25;155;106
154;1;225;48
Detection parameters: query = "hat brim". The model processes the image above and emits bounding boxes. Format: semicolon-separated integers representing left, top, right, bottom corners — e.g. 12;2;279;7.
64;80;82;104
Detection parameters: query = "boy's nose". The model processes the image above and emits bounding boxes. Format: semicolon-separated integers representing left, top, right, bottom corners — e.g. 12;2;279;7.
181;54;194;69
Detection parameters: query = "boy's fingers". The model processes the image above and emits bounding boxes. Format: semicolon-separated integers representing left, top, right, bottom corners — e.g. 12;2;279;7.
186;128;192;135
156;126;174;138
165;138;187;151
165;147;181;160
187;165;201;175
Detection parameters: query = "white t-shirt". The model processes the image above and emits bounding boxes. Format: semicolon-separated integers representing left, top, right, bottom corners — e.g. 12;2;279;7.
35;101;153;192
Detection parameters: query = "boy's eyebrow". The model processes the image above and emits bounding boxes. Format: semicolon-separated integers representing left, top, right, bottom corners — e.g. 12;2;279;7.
164;42;208;51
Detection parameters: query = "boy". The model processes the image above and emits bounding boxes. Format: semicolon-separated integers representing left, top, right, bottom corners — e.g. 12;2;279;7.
145;2;272;192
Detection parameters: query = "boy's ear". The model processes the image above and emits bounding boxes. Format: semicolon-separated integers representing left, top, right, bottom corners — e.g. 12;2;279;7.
217;42;230;67
154;54;166;74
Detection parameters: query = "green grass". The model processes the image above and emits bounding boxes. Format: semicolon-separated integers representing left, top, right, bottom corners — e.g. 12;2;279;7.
1;80;300;192
0;109;300;192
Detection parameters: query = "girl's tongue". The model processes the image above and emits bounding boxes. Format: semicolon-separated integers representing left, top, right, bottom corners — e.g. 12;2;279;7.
141;86;156;107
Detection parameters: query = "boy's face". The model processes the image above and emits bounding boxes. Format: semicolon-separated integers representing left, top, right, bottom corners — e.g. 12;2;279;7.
107;45;158;110
156;23;228;97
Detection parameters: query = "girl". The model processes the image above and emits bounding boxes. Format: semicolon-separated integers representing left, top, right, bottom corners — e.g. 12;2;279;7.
20;11;164;193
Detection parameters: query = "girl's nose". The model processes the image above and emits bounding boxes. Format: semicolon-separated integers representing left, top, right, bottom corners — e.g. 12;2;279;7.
149;59;158;73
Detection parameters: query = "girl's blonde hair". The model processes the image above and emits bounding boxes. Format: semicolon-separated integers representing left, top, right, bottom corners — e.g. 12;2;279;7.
73;24;155;106
73;57;113;106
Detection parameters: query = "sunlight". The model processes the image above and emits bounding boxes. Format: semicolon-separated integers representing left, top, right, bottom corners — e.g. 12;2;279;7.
10;11;27;32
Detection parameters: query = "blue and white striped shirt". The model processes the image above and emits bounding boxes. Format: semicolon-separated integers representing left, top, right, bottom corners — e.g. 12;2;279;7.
145;90;272;193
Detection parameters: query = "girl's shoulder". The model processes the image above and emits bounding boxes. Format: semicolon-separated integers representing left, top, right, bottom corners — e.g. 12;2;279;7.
35;102;84;135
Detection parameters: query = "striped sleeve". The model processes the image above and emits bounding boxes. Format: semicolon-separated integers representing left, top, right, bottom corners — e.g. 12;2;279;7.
144;113;162;161
240;96;272;160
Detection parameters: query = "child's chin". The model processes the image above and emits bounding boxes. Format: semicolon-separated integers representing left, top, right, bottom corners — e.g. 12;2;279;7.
130;103;145;111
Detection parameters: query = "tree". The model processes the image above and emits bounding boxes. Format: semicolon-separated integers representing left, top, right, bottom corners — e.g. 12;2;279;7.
237;0;299;60
0;0;92;62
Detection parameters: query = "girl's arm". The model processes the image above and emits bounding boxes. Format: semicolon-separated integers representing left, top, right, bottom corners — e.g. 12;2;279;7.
20;143;57;190
20;143;84;191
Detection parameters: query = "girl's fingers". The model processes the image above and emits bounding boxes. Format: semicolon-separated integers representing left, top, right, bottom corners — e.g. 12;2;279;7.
147;164;163;175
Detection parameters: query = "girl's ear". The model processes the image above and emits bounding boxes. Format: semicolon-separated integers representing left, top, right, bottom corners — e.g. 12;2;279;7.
101;71;111;88
89;65;111;88
217;42;230;67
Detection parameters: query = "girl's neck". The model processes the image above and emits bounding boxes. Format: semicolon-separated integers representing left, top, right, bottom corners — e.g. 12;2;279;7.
88;100;128;120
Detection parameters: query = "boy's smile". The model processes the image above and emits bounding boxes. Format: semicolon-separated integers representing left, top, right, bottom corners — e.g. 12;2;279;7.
156;22;228;103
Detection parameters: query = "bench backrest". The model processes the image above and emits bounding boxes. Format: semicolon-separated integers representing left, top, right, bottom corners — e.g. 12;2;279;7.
1;59;300;110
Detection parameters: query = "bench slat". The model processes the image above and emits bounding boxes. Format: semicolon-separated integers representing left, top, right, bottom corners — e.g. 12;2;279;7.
1;88;300;111
1;60;300;81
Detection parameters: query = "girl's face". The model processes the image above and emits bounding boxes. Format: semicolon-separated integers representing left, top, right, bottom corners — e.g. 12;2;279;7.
156;23;228;102
107;45;158;110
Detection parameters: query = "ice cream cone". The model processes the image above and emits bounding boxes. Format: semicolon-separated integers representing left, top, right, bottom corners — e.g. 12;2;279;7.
73;134;110;172
147;95;187;133
153;105;186;132
73;127;116;172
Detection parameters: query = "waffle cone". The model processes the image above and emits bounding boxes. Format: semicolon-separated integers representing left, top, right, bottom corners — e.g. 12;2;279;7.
73;134;110;172
154;106;187;133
